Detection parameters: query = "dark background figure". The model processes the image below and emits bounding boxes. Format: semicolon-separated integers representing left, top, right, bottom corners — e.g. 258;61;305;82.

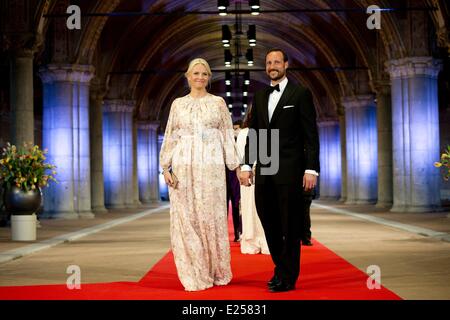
226;119;243;242
226;168;241;242
301;187;315;246
301;149;319;246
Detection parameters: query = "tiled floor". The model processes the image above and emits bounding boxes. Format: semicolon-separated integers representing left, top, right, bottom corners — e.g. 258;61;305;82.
0;200;449;299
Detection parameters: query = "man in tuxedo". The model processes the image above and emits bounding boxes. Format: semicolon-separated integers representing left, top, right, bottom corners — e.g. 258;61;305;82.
239;48;320;292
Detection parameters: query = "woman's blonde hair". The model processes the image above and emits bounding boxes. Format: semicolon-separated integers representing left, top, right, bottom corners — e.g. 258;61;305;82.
185;58;212;79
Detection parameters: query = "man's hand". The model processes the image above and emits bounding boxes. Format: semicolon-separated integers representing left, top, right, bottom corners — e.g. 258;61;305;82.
239;170;253;187
303;173;317;191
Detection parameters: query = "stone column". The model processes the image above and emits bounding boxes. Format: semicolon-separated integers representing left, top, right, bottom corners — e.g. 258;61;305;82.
387;57;442;212
130;120;142;208
39;64;95;219
149;122;161;202
374;82;393;208
158;133;169;201
342;95;378;204
339;113;347;202
103;100;134;209
10;49;35;146
2;0;43;146
138;121;161;204
89;79;107;213
318;120;341;200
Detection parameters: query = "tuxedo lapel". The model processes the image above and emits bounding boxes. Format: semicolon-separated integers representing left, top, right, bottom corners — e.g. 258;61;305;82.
269;82;296;126
261;88;271;127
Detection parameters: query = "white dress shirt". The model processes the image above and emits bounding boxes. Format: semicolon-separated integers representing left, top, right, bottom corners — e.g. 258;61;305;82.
241;77;319;177
268;77;288;122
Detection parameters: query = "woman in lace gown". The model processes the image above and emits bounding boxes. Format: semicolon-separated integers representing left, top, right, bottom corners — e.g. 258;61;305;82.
159;58;241;291
236;107;270;255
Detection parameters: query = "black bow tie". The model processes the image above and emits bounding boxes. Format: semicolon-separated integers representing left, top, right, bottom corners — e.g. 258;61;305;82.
269;84;280;93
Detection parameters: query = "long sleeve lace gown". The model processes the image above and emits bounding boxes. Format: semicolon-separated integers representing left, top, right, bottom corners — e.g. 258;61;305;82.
159;94;240;291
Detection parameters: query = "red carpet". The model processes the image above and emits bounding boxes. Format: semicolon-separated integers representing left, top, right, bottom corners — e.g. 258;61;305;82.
0;211;401;300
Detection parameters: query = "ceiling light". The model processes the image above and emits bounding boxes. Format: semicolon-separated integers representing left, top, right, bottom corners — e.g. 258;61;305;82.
218;0;229;10
224;49;233;66
246;49;254;66
251;8;260;15
222;25;231;44
247;25;256;43
225;71;231;86
249;0;260;9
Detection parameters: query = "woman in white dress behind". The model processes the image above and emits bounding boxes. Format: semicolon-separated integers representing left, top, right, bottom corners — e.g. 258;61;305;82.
236;106;270;255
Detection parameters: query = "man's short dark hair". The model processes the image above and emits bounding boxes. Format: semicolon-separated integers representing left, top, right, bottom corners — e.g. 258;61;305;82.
265;48;289;62
233;119;243;127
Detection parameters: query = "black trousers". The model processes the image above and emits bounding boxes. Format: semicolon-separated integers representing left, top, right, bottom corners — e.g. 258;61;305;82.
302;189;314;240
255;176;304;285
226;174;241;239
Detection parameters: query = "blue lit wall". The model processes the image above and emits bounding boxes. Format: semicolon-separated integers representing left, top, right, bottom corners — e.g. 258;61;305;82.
389;61;442;212
319;121;341;199
137;123;160;203
102;100;134;209
40;65;94;218
344;96;378;204
158;134;169;201
42;80;75;216
137;125;150;202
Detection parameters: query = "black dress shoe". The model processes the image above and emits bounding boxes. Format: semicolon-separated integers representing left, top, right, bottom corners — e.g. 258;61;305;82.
269;281;295;293
302;238;313;246
267;275;280;287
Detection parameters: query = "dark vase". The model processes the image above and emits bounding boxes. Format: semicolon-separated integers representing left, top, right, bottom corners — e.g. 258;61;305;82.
4;186;42;215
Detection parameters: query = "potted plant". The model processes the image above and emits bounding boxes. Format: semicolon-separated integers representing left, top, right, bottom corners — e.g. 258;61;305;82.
434;145;450;181
0;142;56;241
434;146;450;218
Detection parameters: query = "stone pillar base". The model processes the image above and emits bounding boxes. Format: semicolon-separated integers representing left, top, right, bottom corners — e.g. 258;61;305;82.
41;212;79;220
141;199;163;206
376;202;393;209
355;200;377;205
126;202;142;209
390;204;442;213
105;204;127;210
318;196;340;201
78;211;95;219
92;206;108;213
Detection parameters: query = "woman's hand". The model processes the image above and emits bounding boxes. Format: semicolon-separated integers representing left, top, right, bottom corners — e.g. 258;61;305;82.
163;171;174;187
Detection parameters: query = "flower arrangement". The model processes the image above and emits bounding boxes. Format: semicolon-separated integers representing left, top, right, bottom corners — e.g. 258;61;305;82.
0;142;57;192
434;145;450;181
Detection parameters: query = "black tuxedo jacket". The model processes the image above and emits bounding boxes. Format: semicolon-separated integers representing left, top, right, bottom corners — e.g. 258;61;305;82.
244;80;320;185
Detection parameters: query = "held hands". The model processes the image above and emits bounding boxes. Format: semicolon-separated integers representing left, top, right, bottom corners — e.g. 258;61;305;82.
163;171;175;188
303;173;317;191
239;170;253;187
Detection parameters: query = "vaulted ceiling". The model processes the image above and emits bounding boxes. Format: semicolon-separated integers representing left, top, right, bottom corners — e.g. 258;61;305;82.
32;0;450;126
